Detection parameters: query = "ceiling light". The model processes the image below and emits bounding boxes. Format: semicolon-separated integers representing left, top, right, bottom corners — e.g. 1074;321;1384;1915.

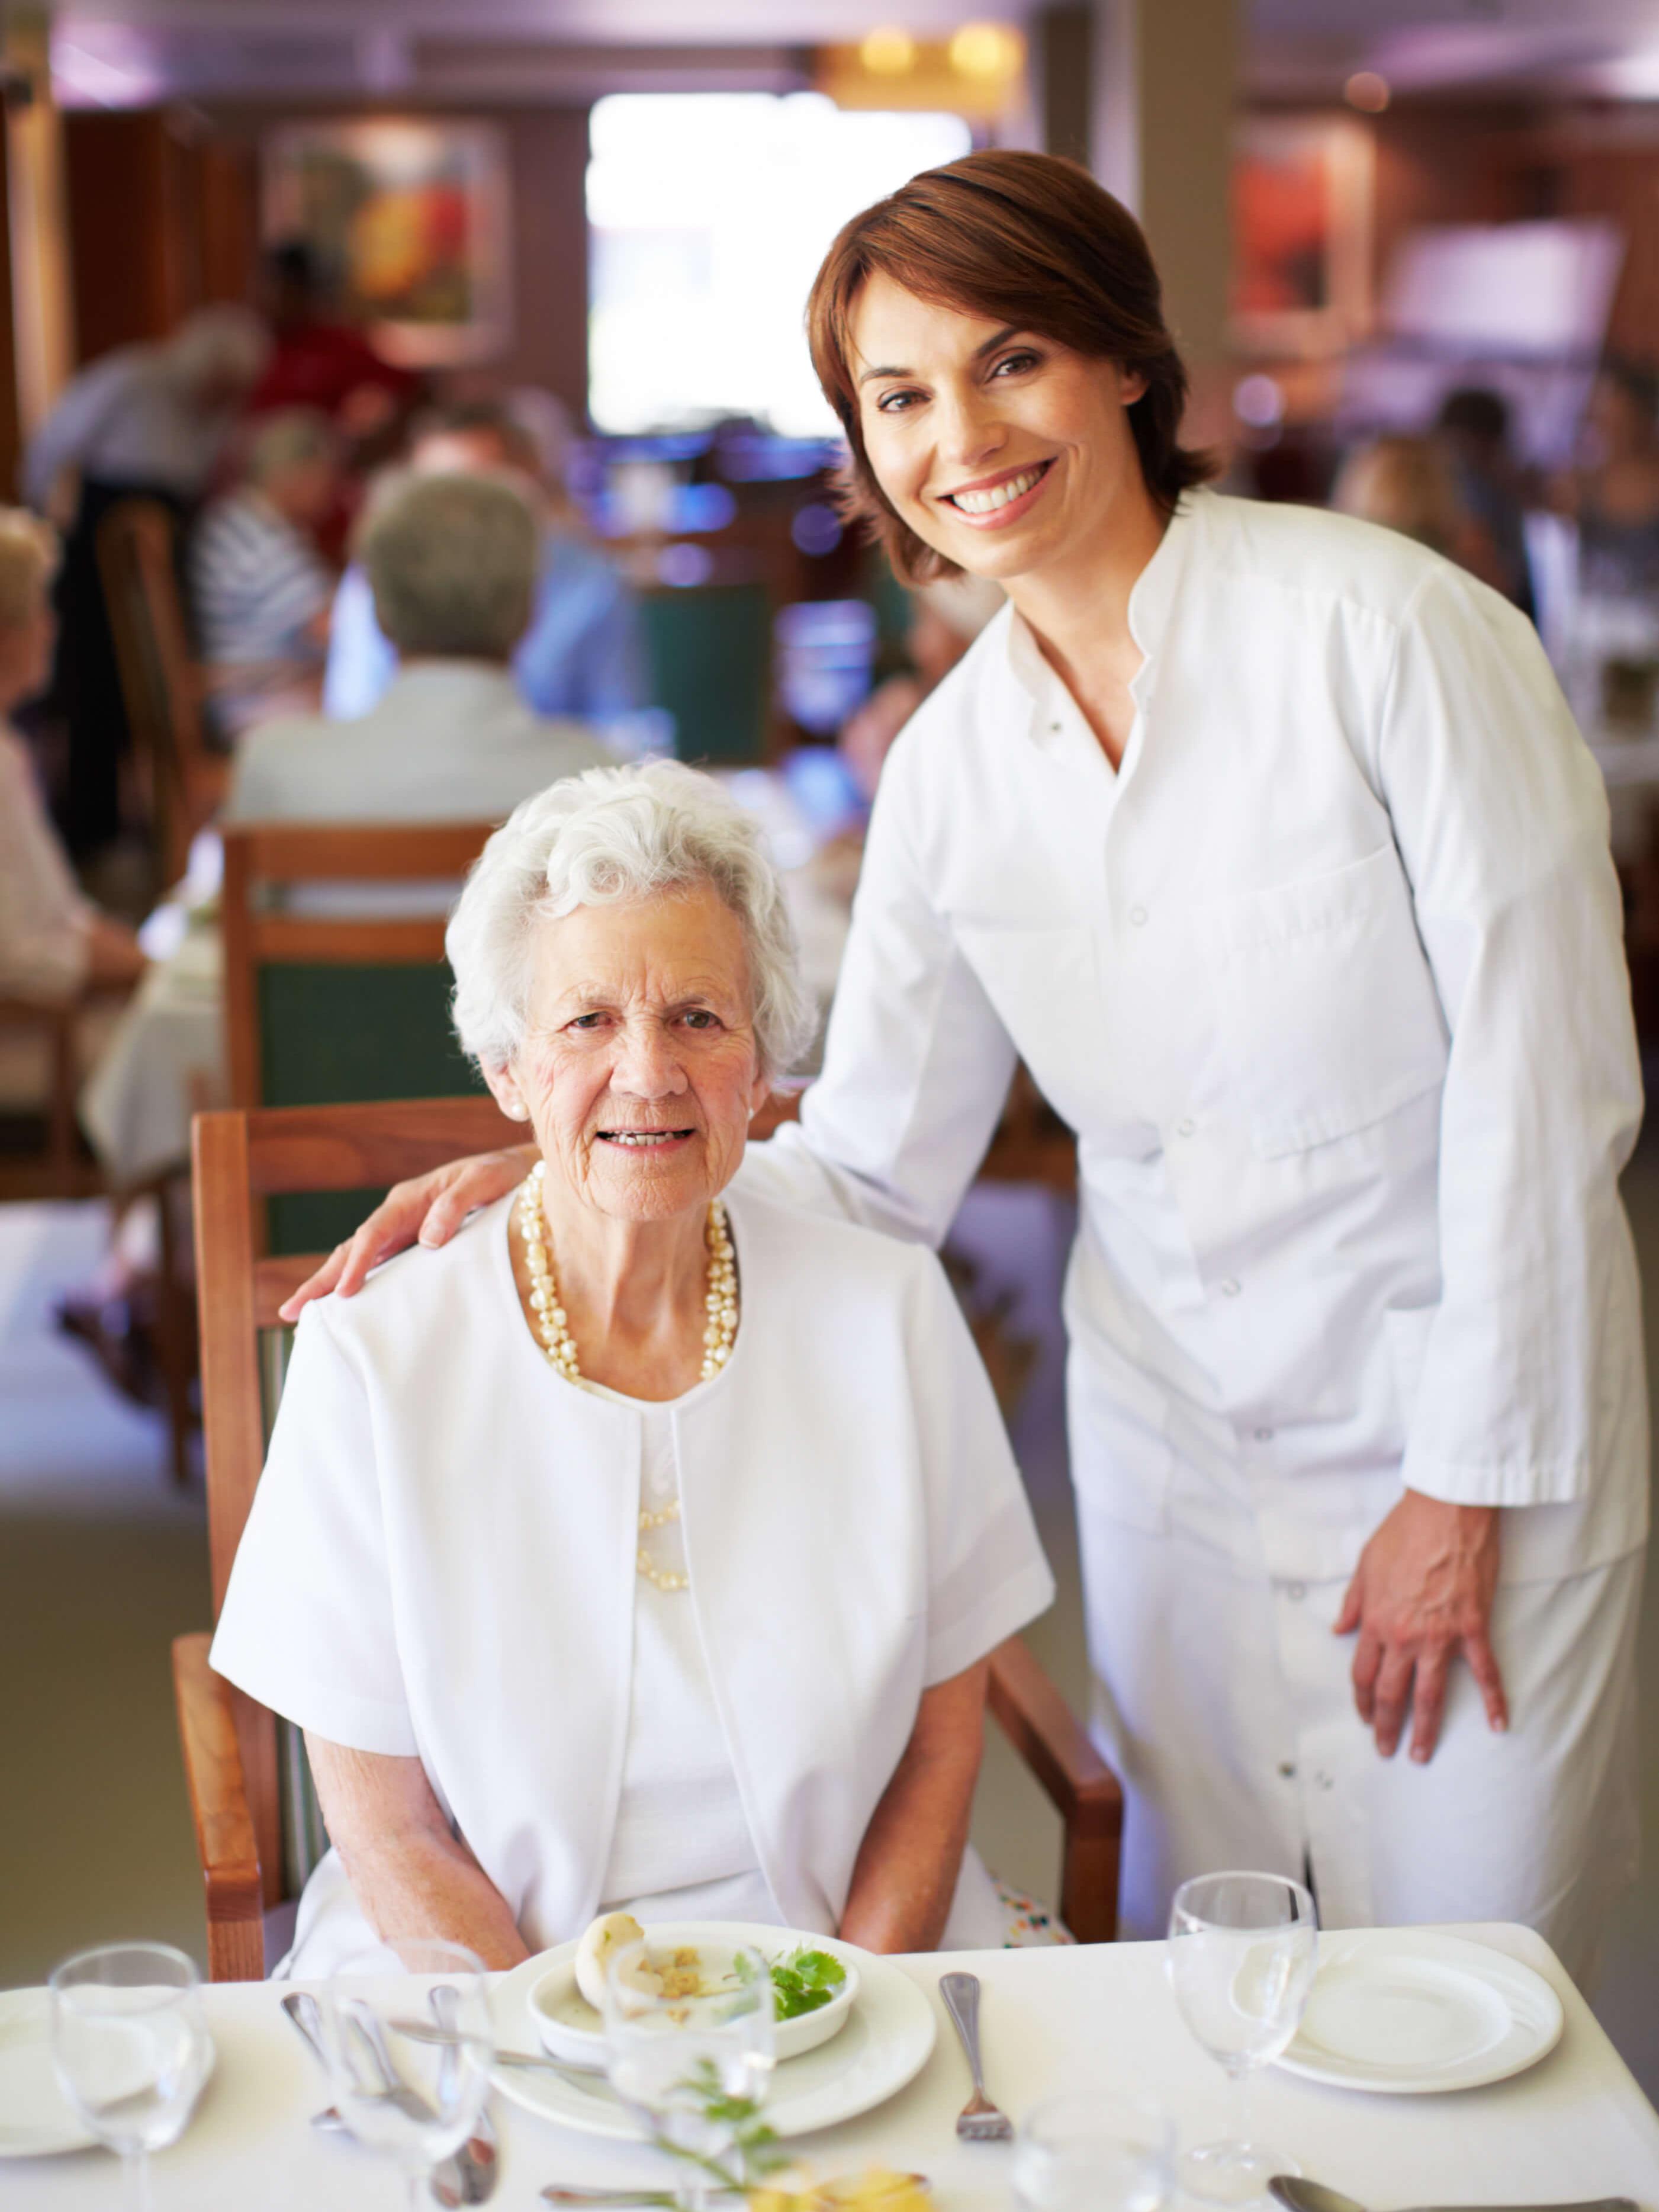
860;28;917;76
950;23;1023;81
1345;70;1391;113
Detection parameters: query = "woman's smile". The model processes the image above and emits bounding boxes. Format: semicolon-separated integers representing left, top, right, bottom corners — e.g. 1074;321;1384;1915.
937;456;1056;528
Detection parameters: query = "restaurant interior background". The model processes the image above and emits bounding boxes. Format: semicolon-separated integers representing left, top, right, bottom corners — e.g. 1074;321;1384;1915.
8;0;1659;2118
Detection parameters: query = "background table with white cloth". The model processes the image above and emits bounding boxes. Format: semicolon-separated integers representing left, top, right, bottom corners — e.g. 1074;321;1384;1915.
12;1927;1659;2208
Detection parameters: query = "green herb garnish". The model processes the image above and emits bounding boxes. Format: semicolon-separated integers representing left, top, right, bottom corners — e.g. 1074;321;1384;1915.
768;1945;848;2021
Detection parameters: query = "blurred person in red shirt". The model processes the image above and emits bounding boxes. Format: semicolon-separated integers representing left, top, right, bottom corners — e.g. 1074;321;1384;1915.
247;240;419;436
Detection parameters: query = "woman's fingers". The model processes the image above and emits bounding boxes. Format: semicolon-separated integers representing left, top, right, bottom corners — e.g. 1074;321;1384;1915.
1332;1575;1363;1637
1369;1646;1417;1757
278;1244;351;1321
1407;1643;1451;1763
1349;1623;1382;1720
1464;1627;1510;1733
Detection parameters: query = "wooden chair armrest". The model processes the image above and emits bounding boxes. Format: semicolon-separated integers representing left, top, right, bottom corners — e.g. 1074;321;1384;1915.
171;1632;266;1980
987;1633;1123;1944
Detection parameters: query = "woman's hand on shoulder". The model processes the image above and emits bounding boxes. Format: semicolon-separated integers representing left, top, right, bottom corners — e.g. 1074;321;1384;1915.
278;1145;539;1321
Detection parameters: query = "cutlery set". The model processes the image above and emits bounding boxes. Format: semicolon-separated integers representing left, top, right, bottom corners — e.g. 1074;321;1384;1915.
282;1972;1639;2211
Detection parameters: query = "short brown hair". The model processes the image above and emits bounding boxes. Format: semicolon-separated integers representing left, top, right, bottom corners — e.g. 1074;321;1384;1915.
806;150;1217;583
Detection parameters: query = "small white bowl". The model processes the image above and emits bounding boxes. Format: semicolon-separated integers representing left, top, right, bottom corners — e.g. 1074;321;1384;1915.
528;1922;860;2067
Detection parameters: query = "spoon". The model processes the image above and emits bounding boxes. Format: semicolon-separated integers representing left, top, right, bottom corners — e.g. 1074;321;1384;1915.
1269;2180;1638;2212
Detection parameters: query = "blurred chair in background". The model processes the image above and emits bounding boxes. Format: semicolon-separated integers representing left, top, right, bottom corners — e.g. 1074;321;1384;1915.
189;409;341;743
98;500;229;894
323;400;646;725
24;308;269;858
639;579;773;763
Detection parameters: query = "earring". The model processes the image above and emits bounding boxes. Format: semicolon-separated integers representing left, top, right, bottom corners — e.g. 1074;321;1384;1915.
506;1101;529;1121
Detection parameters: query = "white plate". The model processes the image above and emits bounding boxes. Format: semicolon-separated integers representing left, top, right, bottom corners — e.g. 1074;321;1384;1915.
492;1924;935;2142
528;1924;858;2066
1276;1931;1564;2094
0;1989;94;2158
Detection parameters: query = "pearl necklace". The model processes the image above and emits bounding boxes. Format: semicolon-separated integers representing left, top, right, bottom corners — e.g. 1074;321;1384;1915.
515;1163;738;1592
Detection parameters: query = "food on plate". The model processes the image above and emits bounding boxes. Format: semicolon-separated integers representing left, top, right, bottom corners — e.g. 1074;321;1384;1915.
573;1912;660;2009
570;1918;851;2024
747;2171;932;2210
760;1945;848;2021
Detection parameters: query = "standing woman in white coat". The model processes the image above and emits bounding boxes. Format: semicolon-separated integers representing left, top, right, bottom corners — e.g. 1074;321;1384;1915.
287;153;1647;1982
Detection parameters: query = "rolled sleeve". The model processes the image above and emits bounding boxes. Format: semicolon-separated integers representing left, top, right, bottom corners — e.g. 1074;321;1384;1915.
901;1250;1056;1686
210;1300;418;1756
1378;568;1644;1510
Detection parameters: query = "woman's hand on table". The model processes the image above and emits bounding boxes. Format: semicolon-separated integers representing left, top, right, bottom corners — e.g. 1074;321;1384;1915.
277;1145;539;1321
1335;1489;1508;1764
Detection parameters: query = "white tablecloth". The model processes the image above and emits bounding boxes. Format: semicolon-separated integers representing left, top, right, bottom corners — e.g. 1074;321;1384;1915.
12;1925;1659;2208
78;924;224;1189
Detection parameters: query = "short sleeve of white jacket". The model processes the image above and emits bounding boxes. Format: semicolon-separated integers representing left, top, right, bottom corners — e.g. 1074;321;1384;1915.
210;1298;419;1755
1376;564;1643;1507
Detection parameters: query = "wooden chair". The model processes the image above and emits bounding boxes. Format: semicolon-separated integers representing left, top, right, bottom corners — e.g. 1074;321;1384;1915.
173;1093;1123;1979
96;499;228;892
220;820;500;1250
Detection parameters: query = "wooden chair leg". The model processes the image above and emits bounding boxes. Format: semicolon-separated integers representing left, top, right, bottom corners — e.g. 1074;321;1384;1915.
47;1004;78;1178
153;1174;195;1487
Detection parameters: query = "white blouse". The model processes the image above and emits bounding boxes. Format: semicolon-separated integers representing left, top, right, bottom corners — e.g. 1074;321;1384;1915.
0;726;90;1001
211;1187;1053;1969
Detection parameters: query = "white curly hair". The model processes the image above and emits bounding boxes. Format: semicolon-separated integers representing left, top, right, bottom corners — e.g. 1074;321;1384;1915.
447;760;815;1081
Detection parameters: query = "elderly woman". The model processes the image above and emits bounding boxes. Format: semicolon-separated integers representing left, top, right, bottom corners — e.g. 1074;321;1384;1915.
210;760;1053;1972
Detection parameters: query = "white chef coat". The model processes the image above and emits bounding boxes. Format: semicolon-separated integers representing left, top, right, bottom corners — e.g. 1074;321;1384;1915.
210;1187;1053;1970
740;487;1648;1972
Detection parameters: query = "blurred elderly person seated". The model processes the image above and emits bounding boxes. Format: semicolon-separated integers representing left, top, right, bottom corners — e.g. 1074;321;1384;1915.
210;762;1053;1972
0;511;143;1006
228;471;613;824
1330;434;1505;592
189;409;341;741
323;400;645;725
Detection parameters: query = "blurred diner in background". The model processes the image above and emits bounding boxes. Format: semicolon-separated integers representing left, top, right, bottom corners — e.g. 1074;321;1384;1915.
7;4;1659;2203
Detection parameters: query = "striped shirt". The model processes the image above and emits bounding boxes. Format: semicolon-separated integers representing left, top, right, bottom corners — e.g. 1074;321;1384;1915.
190;490;332;731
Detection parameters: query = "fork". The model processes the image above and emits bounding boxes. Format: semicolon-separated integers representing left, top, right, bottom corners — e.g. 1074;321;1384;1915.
939;1972;1011;2141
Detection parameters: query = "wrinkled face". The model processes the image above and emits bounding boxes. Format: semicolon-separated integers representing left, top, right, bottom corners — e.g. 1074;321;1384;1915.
487;882;769;1226
849;274;1149;585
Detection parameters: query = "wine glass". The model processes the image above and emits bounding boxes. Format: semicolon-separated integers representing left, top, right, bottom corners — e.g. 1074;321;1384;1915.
319;1939;492;2210
1166;1871;1318;2205
1012;2089;1175;2211
50;1941;213;2212
601;1936;776;2211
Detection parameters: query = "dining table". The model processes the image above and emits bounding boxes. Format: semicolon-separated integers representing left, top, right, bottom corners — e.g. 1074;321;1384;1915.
11;1923;1659;2211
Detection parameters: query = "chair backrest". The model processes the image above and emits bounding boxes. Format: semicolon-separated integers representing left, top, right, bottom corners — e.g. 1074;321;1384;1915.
639;581;774;763
220;820;499;1251
191;1093;525;1906
96;499;205;889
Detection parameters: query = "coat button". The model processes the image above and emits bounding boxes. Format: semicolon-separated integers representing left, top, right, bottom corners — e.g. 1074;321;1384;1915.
1314;1770;1334;1792
1129;904;1149;926
1220;1277;1241;1297
1286;1581;1307;1603
1254;1426;1274;1443
1176;1116;1196;1138
1278;1761;1297;1780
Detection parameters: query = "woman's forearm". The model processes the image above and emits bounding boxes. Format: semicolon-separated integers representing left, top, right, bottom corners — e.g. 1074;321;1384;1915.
307;1735;530;1969
838;1665;987;1954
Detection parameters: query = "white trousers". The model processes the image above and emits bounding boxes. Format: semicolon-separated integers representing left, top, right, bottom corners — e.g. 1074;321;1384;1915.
1078;1514;1645;1986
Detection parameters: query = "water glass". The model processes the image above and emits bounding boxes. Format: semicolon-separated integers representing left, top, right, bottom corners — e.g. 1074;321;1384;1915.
50;1941;212;2212
320;1939;492;2210
1166;1870;1318;2205
602;1937;775;2210
1011;2089;1175;2211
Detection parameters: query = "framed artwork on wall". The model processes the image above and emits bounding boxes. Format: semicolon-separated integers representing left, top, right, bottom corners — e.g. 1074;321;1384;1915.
1231;115;1374;357
262;118;510;367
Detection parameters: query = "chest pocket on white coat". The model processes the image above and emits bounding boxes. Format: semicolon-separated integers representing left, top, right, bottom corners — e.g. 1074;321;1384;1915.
1197;843;1448;1159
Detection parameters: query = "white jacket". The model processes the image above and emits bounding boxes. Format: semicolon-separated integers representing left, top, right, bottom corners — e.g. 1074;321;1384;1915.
744;488;1648;1588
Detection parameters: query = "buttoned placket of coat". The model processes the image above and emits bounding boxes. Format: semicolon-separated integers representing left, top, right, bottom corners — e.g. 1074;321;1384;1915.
1015;515;1335;1901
